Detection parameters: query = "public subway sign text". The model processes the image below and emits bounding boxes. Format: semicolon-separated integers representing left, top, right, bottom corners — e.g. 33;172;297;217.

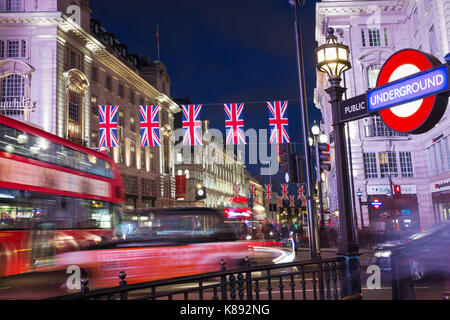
367;65;449;112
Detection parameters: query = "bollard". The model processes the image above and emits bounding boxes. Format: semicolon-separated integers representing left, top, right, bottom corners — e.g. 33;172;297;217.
220;259;227;300
118;271;128;300
81;277;89;294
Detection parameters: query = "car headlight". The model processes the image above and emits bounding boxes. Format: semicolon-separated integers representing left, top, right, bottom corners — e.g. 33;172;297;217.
374;250;392;258
246;235;252;240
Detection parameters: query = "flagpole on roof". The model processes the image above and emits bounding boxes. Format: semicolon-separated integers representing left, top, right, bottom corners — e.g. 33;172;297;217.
156;23;160;62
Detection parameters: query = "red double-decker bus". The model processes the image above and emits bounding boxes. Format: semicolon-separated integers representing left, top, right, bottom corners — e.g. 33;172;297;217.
0;114;123;277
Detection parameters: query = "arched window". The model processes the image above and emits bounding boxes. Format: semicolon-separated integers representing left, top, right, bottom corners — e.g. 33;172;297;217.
1;73;25;115
67;84;83;139
366;64;382;89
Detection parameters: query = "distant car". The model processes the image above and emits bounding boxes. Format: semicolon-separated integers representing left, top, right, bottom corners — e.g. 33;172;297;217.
371;221;450;280
55;208;294;290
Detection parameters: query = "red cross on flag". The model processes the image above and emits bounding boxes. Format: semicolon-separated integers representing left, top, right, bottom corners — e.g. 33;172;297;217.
249;184;257;200
267;101;290;144
234;184;240;197
297;183;306;201
277;195;283;208
264;184;272;202
289;195;296;208
281;184;289;200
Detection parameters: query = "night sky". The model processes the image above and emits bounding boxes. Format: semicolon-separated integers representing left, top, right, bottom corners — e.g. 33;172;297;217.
90;0;322;184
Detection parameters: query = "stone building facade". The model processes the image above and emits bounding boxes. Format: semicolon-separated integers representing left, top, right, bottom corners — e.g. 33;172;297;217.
315;0;450;230
0;0;180;208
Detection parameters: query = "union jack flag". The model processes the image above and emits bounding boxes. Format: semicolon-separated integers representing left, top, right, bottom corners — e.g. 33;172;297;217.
264;184;272;202
182;104;203;146
297;183;305;200
267;101;290;144
234;184;240;197
289;195;296;208
277;194;284;209
139;105;161;147
98;105;119;148
224;103;246;145
249;184;257;201
281;184;289;200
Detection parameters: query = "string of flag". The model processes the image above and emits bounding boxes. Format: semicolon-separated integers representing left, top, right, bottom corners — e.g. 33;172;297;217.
98;100;291;148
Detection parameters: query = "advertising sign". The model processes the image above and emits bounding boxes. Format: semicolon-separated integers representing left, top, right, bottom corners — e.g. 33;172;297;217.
175;175;186;199
374;49;449;134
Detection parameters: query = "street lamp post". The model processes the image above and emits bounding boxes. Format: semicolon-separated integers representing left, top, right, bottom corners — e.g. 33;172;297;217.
316;27;361;297
311;122;325;226
290;0;319;260
356;189;364;229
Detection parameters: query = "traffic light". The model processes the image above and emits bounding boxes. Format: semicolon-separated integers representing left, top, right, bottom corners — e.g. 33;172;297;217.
278;143;291;173
248;192;254;208
394;185;401;196
195;184;206;201
318;143;331;171
290;153;303;183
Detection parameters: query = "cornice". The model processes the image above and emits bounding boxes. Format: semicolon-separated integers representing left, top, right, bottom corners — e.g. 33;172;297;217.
316;1;406;15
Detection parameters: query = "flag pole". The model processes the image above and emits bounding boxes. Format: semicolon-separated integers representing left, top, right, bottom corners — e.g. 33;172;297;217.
156;23;160;62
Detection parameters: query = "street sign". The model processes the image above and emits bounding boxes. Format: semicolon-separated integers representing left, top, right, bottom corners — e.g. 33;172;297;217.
371;198;382;210
338;93;368;122
373;49;449;134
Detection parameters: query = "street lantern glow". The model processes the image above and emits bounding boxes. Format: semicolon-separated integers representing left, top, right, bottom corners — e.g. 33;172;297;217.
319;133;328;144
316;27;351;80
311;122;320;136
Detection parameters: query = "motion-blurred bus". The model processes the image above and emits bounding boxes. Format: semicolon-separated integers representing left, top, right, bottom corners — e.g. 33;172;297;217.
0;114;123;277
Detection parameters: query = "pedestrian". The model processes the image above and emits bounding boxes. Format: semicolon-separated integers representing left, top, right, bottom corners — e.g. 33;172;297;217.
280;223;290;246
319;221;329;248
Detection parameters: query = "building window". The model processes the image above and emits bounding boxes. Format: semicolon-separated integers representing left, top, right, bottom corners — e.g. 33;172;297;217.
129;90;135;104
141;149;146;169
444;137;450;170
130;144;136;168
91;95;98;116
142;178;154;196
184;169;190;179
67;86;83;139
379;152;398;178
0;40;4;58
118;84;124;98
0;74;25;115
91;66;98;82
123;175;137;195
364;115;407;137
21;39;26;57
368;29;382;47
361;29;366;47
105;75;113;91
130;116;136;132
367;64;382;89
6;0;23;11
7;40;19;57
429;25;437;55
384;28;389;46
399;152;413;178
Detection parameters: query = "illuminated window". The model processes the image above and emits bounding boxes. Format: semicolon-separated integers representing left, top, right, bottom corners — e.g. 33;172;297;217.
67;86;82;139
379;152;398;178
1;74;25;115
184;169;190;179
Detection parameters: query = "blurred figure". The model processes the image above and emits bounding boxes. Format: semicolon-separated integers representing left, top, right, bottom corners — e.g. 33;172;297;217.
319;221;329;248
280;223;290;246
257;221;264;240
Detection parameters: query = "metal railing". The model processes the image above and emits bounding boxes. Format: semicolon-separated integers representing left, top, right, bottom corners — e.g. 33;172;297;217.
48;257;348;301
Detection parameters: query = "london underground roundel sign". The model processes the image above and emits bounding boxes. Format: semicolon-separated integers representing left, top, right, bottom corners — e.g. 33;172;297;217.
375;49;449;134
371;198;382;210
